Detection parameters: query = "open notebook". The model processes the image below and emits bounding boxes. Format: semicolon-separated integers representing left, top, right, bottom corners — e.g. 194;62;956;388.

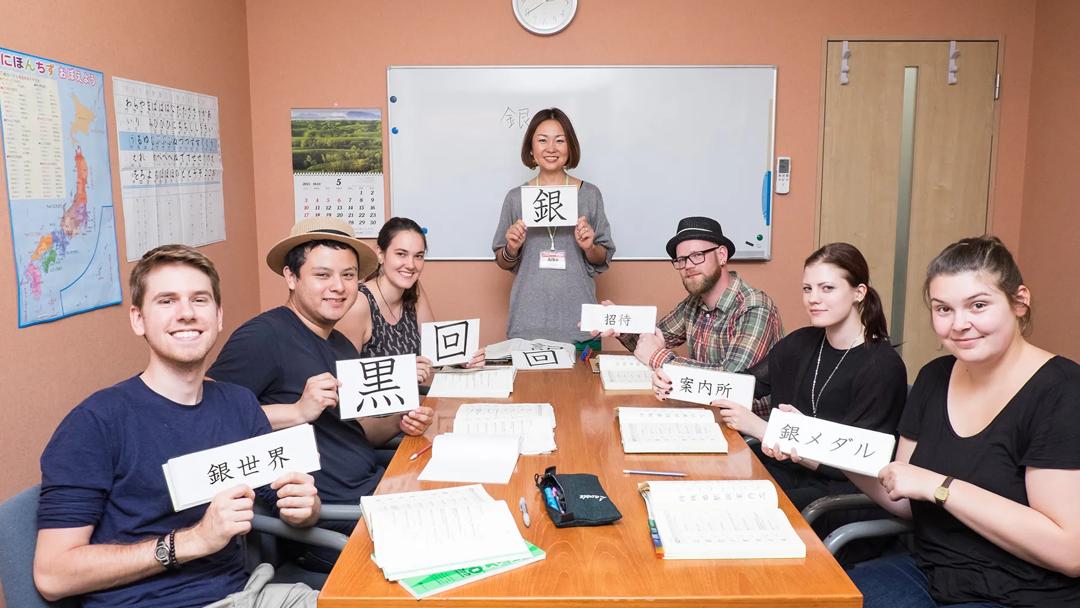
598;354;652;391
360;485;533;581
617;406;728;453
417;433;520;484
639;480;805;559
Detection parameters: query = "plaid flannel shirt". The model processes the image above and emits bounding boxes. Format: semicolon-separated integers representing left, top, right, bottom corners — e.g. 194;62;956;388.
620;273;783;417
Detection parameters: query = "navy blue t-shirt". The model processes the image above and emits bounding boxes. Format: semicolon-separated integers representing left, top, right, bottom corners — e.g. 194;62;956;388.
38;376;273;608
208;306;383;504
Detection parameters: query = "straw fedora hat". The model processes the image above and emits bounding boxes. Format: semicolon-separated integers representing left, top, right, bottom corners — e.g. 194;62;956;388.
265;217;378;278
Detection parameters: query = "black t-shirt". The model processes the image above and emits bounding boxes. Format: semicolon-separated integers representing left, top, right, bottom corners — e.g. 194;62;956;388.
900;355;1080;607
749;326;908;480
208;306;383;504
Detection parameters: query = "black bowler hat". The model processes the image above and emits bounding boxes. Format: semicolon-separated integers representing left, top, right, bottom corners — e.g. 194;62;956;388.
665;216;736;259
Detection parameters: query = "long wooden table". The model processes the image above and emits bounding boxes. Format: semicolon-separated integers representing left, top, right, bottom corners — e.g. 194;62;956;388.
319;364;862;607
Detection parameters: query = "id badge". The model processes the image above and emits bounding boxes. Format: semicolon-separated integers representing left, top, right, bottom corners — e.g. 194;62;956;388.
539;249;567;270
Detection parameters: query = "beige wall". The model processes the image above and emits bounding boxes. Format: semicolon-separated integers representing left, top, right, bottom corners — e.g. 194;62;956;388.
1019;0;1080;361
246;0;1035;345
0;0;261;508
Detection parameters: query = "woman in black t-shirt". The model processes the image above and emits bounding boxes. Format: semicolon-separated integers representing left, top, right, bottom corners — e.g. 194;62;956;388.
776;236;1080;608
713;242;907;510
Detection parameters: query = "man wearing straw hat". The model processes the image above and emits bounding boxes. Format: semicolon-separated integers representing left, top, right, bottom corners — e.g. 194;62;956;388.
209;217;434;571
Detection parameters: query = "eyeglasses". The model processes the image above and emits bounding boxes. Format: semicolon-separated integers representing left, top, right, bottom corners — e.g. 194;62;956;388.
670;246;720;269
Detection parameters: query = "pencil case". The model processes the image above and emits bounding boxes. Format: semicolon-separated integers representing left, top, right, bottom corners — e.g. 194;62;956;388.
534;466;622;528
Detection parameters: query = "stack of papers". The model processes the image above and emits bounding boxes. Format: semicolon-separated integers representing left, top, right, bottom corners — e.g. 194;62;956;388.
361;485;534;581
454;402;557;454
417;434;520;484
428;367;516;398
639;480;805;559
617;407;728;454
598;355;652;391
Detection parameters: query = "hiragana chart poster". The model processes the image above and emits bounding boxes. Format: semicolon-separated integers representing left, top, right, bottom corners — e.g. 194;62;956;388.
113;77;225;261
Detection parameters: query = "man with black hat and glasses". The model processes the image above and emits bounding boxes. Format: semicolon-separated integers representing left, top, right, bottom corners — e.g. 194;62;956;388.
208;217;435;571
611;216;783;417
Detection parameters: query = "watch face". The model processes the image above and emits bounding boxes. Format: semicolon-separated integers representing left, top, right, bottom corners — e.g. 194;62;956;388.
934;486;949;503
155;542;169;561
513;0;577;35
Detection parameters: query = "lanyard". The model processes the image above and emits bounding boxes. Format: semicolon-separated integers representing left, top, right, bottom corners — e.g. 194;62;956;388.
534;174;570;250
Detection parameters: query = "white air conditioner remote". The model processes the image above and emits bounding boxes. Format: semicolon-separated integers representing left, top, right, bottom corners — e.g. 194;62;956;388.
775;156;791;195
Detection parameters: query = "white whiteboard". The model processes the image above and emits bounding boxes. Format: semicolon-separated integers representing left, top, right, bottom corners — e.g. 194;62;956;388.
388;66;776;260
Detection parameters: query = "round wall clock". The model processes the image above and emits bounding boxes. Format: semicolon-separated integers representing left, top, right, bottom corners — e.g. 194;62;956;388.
512;0;578;36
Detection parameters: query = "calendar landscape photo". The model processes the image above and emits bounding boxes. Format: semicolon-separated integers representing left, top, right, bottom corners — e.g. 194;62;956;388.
291;108;383;174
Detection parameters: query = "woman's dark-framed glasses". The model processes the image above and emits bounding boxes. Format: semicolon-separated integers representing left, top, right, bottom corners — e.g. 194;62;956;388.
671;246;720;269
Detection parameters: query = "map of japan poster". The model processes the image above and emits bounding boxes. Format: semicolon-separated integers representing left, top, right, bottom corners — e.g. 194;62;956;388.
0;47;121;327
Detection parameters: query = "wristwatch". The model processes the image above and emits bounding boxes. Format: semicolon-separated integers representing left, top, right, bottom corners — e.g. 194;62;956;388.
933;476;955;506
154;530;180;570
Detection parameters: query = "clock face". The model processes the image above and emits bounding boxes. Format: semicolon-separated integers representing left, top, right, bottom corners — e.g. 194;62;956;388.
513;0;578;36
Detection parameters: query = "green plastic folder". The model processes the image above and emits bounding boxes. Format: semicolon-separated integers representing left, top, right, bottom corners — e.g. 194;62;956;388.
397;542;546;599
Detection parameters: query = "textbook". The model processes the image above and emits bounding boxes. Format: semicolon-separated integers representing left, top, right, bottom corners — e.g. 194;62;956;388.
639;480;805;560
598;354;652;391
428;367;516;398
617;407;728;454
360;485;533;581
454;402;557;454
398;541;546;599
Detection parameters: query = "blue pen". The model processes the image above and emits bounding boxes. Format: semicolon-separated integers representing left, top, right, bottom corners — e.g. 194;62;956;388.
543;487;561;511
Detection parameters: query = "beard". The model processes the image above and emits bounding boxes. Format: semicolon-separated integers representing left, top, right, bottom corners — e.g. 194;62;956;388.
682;265;722;296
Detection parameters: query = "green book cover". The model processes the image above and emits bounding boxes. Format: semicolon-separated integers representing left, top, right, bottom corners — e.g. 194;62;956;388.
398;541;546;599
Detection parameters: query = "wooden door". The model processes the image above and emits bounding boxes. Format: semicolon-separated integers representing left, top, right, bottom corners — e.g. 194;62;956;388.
819;40;999;379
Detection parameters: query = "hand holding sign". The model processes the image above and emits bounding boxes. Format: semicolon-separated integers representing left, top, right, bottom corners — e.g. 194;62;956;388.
574;216;595;250
270;471;319;527
296;372;341;423
188;484;257;556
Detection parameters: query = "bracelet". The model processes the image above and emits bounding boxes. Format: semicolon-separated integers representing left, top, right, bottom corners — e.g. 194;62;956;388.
168;529;178;569
502;246;519;263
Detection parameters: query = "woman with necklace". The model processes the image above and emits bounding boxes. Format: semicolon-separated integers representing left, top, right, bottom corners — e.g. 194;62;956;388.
782;236;1080;607
492;108;616;346
339;217;484;384
713;242;907;510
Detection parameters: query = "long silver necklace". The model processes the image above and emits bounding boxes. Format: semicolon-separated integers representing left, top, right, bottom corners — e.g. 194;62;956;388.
373;275;402;323
810;333;860;417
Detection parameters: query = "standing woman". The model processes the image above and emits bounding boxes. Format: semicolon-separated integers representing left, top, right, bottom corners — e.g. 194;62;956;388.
715;243;907;510
779;236;1080;607
339;217;482;384
492;108;615;345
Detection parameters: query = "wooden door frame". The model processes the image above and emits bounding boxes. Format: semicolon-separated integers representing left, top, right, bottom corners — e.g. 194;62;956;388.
813;36;1006;248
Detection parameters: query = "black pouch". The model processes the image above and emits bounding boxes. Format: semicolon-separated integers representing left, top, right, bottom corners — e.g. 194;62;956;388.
533;466;622;528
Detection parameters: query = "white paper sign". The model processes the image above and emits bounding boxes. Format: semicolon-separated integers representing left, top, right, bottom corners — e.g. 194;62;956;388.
421;319;480;367
761;409;897;477
580;304;657;334
162;424;320;511
337;354;419;419
662;364;756;407
512;348;575;370
520;185;578;227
